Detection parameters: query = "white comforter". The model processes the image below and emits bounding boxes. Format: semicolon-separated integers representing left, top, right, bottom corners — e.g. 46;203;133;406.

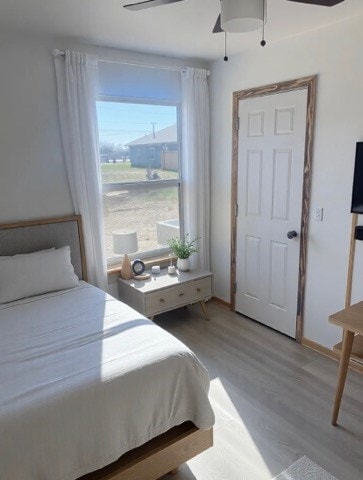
0;283;214;480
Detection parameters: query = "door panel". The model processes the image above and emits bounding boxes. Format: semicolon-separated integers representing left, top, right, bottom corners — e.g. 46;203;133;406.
244;235;261;300
271;149;292;221
248;111;265;137
236;89;308;338
269;240;288;310
246;150;263;216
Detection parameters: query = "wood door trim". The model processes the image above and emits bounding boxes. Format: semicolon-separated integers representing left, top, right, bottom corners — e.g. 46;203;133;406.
230;75;317;343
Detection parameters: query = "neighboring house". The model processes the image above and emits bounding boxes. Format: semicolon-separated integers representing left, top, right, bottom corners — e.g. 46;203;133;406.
126;124;178;170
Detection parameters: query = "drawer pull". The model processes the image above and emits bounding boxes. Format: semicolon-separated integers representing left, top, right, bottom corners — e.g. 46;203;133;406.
196;288;201;292
159;298;165;303
179;293;184;297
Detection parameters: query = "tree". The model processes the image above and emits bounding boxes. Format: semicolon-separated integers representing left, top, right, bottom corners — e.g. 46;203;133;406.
114;145;129;162
99;142;129;163
99;141;116;162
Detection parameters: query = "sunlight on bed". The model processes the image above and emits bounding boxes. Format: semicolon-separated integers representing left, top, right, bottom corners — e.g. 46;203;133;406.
98;296;151;381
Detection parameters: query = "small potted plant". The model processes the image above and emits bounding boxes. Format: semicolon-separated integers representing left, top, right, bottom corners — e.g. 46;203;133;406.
167;234;199;272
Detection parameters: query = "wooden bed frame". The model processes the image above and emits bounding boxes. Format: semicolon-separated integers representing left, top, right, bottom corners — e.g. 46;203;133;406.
0;215;213;480
81;422;213;480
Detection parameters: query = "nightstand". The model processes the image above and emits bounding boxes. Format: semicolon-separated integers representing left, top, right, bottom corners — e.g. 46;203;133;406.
118;270;212;320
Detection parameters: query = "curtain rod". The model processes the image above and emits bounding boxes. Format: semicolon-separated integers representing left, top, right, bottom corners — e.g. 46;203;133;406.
52;49;210;75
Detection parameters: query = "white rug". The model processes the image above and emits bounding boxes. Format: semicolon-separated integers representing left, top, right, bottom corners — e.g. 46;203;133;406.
274;456;339;480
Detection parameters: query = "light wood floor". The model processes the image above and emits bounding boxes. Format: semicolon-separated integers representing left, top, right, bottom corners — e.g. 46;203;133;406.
154;303;363;480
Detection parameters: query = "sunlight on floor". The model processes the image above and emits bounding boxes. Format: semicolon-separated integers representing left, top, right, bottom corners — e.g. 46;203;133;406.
185;377;272;480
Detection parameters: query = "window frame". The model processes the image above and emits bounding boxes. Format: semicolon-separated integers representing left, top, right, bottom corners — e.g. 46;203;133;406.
98;95;184;266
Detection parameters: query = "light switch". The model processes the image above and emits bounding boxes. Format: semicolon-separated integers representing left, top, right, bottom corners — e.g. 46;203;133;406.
314;207;324;222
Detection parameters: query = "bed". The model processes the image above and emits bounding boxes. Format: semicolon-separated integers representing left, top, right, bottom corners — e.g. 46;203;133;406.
0;216;214;480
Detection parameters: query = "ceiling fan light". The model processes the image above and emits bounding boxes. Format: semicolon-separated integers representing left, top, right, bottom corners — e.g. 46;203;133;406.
221;0;264;33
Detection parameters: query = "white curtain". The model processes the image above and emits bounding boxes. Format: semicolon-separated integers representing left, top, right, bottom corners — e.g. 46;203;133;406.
181;68;210;270
54;51;107;290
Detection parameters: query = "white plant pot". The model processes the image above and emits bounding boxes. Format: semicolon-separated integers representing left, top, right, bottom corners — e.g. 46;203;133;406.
177;257;190;272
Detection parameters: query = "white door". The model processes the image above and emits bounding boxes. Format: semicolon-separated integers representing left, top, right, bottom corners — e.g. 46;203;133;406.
236;89;308;338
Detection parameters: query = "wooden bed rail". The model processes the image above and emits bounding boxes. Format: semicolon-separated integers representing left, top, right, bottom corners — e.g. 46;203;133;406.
80;423;213;480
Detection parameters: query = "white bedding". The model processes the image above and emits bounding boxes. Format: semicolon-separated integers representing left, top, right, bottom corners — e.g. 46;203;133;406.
0;282;214;480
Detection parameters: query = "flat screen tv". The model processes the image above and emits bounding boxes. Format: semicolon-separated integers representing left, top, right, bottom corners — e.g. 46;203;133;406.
351;142;363;213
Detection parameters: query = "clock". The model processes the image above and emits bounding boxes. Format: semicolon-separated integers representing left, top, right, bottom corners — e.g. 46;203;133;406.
132;259;145;276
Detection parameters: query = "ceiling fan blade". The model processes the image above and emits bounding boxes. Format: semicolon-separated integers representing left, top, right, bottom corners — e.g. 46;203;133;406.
287;0;345;6
212;14;224;34
124;0;184;11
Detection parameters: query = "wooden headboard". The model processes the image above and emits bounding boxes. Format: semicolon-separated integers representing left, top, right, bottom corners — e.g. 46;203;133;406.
0;215;87;281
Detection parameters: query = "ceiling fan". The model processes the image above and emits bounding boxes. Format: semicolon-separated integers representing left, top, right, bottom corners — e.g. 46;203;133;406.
123;0;346;34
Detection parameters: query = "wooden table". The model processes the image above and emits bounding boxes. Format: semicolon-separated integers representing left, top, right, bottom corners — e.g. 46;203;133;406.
329;302;363;425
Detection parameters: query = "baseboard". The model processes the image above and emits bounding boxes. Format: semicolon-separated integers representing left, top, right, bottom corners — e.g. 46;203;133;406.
210;296;232;310
302;337;363;373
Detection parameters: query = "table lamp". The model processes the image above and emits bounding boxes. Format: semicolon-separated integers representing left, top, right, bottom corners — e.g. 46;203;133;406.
112;230;138;280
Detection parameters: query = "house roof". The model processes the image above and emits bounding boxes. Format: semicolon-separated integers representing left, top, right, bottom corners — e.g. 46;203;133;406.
126;124;177;147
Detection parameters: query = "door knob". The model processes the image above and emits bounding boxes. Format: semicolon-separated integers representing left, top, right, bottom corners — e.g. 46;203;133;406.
287;230;298;239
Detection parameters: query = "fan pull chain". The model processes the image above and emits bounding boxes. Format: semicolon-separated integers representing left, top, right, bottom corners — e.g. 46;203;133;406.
260;0;266;47
224;31;228;62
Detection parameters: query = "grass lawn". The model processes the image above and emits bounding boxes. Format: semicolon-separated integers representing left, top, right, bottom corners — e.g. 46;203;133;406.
101;162;178;183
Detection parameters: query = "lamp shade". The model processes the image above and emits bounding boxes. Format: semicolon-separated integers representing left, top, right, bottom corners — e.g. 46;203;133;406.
112;230;138;255
221;0;264;33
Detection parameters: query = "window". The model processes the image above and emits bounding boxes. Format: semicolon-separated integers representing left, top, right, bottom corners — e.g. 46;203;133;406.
97;100;182;264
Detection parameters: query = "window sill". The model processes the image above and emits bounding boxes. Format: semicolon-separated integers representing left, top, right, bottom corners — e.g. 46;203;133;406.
107;254;177;277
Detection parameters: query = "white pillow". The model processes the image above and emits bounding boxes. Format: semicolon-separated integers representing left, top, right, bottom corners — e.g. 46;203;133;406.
0;246;79;304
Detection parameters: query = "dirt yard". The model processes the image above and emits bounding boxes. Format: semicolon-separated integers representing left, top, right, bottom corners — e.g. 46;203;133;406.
101;163;179;256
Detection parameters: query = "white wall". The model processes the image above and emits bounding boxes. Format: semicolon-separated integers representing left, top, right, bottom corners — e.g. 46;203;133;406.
209;16;363;348
0;33;73;221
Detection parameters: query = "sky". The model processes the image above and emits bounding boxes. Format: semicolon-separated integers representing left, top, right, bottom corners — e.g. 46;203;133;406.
96;101;177;147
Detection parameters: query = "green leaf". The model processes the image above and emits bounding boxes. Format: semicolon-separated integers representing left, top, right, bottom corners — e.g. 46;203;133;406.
167;234;200;259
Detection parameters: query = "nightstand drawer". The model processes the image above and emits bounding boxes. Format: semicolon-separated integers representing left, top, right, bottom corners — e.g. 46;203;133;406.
145;277;211;315
174;276;212;304
118;270;212;319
